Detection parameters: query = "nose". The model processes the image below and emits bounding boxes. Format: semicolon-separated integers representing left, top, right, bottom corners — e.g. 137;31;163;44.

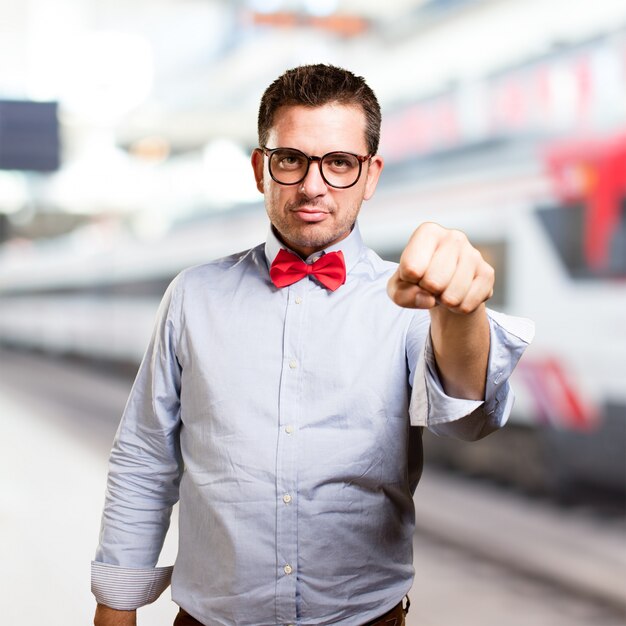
299;158;327;197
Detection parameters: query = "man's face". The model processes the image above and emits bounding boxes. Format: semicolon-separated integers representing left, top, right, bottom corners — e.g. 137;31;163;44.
252;103;383;257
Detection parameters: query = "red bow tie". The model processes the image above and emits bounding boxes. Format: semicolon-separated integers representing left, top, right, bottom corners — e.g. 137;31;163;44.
270;248;346;291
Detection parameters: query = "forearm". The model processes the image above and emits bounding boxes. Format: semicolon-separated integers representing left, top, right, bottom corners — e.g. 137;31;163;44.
94;604;136;626
429;302;490;400
408;308;534;439
96;432;181;566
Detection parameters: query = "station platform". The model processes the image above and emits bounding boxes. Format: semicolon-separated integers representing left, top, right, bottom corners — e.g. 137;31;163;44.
1;349;624;626
0;357;179;626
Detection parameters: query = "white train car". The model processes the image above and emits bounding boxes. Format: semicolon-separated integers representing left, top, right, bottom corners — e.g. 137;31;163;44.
3;27;626;495
0;132;624;497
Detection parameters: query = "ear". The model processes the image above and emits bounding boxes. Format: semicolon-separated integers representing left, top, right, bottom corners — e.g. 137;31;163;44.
251;148;265;194
363;155;384;201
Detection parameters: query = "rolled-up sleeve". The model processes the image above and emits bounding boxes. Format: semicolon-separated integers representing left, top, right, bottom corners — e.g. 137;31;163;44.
91;276;184;609
408;308;535;440
91;562;174;610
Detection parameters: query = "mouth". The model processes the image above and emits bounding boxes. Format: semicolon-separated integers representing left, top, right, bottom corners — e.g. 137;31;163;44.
291;206;330;223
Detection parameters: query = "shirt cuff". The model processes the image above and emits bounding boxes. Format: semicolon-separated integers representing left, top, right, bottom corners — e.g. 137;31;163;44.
91;561;173;610
409;309;534;435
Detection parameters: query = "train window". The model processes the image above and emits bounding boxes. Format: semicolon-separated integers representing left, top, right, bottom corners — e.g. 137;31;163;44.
476;241;507;309
0;276;175;299
536;197;626;279
95;278;174;299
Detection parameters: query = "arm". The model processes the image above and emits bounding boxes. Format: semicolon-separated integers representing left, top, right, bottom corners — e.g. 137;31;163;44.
387;222;494;399
407;307;534;440
428;304;490;400
94;604;136;626
92;278;183;617
392;223;534;440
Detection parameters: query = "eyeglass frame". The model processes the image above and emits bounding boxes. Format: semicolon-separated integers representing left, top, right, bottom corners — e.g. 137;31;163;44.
259;146;372;189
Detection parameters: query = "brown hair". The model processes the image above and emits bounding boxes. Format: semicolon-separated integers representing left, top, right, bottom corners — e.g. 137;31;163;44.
257;64;381;155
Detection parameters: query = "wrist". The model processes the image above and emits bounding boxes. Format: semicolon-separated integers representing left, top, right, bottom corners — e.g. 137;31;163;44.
428;303;490;400
94;604;137;626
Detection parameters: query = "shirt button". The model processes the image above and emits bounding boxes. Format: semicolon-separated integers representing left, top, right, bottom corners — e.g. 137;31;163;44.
295;296;303;304
283;494;292;504
289;360;297;369
284;564;293;575
285;425;294;434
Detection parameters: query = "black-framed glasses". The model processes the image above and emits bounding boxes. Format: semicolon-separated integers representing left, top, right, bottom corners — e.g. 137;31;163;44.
260;146;372;189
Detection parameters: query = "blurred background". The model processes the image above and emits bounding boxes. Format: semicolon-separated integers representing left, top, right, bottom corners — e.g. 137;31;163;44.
0;0;625;624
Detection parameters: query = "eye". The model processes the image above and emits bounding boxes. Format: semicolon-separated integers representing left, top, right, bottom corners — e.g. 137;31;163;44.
325;153;358;171
274;150;306;170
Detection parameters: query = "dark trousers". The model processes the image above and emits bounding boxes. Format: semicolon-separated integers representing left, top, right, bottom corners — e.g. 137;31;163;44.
174;598;409;626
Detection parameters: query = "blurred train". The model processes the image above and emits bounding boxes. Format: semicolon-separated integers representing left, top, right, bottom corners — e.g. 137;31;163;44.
1;129;624;499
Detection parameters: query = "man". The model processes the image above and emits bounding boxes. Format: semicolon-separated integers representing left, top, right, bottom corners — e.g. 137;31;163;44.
92;64;533;626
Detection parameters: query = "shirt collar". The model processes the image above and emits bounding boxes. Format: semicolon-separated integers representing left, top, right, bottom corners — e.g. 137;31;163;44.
264;222;364;275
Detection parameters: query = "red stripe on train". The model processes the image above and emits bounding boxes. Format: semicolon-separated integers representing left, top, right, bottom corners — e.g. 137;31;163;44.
515;357;598;430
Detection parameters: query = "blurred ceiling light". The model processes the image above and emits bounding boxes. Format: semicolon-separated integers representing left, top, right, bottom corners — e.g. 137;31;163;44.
548;65;579;130
203;139;260;205
129;136;171;164
60;31;154;125
249;0;284;13
24;0;87;101
247;11;368;36
131;209;171;242
0;172;29;215
45;131;146;214
303;0;338;17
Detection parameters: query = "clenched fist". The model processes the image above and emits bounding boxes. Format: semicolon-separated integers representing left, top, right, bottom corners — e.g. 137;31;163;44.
387;222;494;314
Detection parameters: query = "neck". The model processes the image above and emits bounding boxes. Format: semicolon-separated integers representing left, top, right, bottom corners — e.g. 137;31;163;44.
272;224;354;259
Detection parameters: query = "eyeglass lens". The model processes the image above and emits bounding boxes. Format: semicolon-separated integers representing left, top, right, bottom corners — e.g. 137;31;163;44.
268;149;362;188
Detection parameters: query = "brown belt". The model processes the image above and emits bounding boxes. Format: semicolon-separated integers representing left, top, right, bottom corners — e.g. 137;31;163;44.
362;598;409;626
174;597;410;626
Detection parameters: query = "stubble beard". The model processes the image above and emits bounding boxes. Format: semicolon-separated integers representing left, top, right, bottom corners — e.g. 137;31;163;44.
269;197;362;253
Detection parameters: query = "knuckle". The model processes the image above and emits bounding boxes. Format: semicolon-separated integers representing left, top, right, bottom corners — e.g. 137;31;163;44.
482;263;496;285
419;276;445;295
440;291;462;309
420;221;439;233
450;228;467;244
457;301;476;315
416;221;442;240
399;260;421;282
469;247;483;263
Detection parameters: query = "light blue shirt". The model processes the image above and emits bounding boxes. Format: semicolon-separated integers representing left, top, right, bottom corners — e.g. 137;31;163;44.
92;224;533;625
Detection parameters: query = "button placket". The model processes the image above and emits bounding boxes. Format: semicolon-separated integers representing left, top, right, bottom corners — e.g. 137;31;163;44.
275;282;307;624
